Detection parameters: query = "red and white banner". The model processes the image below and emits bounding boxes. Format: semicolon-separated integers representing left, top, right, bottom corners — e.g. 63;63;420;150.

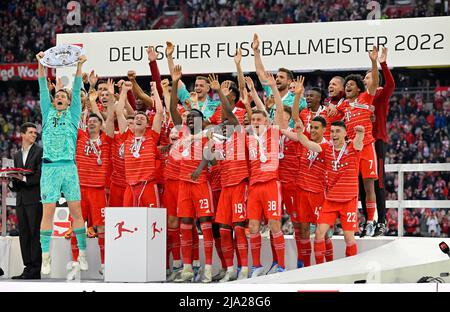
0;63;55;81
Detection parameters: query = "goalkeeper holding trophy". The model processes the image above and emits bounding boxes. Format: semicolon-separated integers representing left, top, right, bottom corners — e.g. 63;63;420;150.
36;49;88;276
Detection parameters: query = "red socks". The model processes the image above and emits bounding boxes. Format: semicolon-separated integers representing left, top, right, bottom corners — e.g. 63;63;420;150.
214;237;227;270
325;237;334;262
192;226;199;263
346;242;358;257
97;232;105;264
168;227;181;263
299;238;312;267
180;223;193;265
219;228;234;268
269;232;278;264
249;232;262;267
200;222;214;265
366;200;376;222
234;226;248;267
294;228;302;260
271;231;285;268
314;239;325;264
70;233;79;261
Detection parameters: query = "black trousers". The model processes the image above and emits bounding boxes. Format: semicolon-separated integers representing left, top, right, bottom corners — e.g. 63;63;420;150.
359;140;387;223
15;202;43;274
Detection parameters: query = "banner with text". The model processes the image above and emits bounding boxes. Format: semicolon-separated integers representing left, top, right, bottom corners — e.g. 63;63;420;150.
56;16;450;79
0;63;55;81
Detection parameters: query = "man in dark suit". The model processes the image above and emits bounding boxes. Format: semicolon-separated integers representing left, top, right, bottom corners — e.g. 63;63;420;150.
9;122;43;279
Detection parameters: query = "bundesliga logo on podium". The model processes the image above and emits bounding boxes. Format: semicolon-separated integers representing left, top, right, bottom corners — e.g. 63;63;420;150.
105;207;166;282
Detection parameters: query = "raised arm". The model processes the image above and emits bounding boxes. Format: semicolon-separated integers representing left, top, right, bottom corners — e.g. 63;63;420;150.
70;55;87;123
105;96;116;139
240;87;253;122
88;70;98;92
116;82;131;134
127;70;154;109
151;81;163;134
126;84;137;111
353;125;365;151
292;76;305;123
264;72;285;128
170;65;183;126
36;52;46;78
368;46;379;96
36;51;51;120
88;88;105;126
209;74;239;126
234;48;245;95
245;76;267;115
252;34;267;84
161;79;172;113
294;120;322;153
378;47;395;100
219;80;231;122
166;41;175;78
147;45;163;99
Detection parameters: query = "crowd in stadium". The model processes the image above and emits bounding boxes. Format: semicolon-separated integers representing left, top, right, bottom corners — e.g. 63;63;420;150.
1;0;449;63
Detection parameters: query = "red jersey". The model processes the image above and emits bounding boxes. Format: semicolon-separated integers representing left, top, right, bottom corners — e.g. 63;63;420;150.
278;128;300;184
209;164;222;191
154;149;164;185
297;139;327;194
163;140;181;181
209;105;246;125
299;106;326;140
337;92;375;146
110;132;126;187
320;98;345;141
122;128;160;185
177;130;209;184
372;62;395;143
159;117;174;147
324;141;360;202
216;128;249;187
247;126;279;186
76;130;112;188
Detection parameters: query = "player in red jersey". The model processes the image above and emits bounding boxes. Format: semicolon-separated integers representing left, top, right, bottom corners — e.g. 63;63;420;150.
159;126;184;281
106;113;135;207
329;48;380;237
324;76;345;107
207;162;229;281
322;76;346;140
271;104;301;272
169;65;216;283
74;98;113;277
291;78;335;265
199;74;250;282
360;47;395;237
298;88;327;138
116;81;163;208
246;73;285;278
296;120;365;262
207;80;246;126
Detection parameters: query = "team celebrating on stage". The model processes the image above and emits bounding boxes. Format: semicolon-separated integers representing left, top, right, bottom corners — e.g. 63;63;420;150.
35;33;394;282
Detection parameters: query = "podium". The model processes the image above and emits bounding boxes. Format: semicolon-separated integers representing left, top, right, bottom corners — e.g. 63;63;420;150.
105;207;166;282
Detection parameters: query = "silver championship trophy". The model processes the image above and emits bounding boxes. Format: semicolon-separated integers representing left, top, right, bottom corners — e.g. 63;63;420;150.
39;44;84;68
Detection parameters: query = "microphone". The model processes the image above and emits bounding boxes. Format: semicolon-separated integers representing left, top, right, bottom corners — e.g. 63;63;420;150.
439;241;450;258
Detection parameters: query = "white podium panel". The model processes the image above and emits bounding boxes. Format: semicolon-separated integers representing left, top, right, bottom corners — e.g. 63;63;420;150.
105;207;166;282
